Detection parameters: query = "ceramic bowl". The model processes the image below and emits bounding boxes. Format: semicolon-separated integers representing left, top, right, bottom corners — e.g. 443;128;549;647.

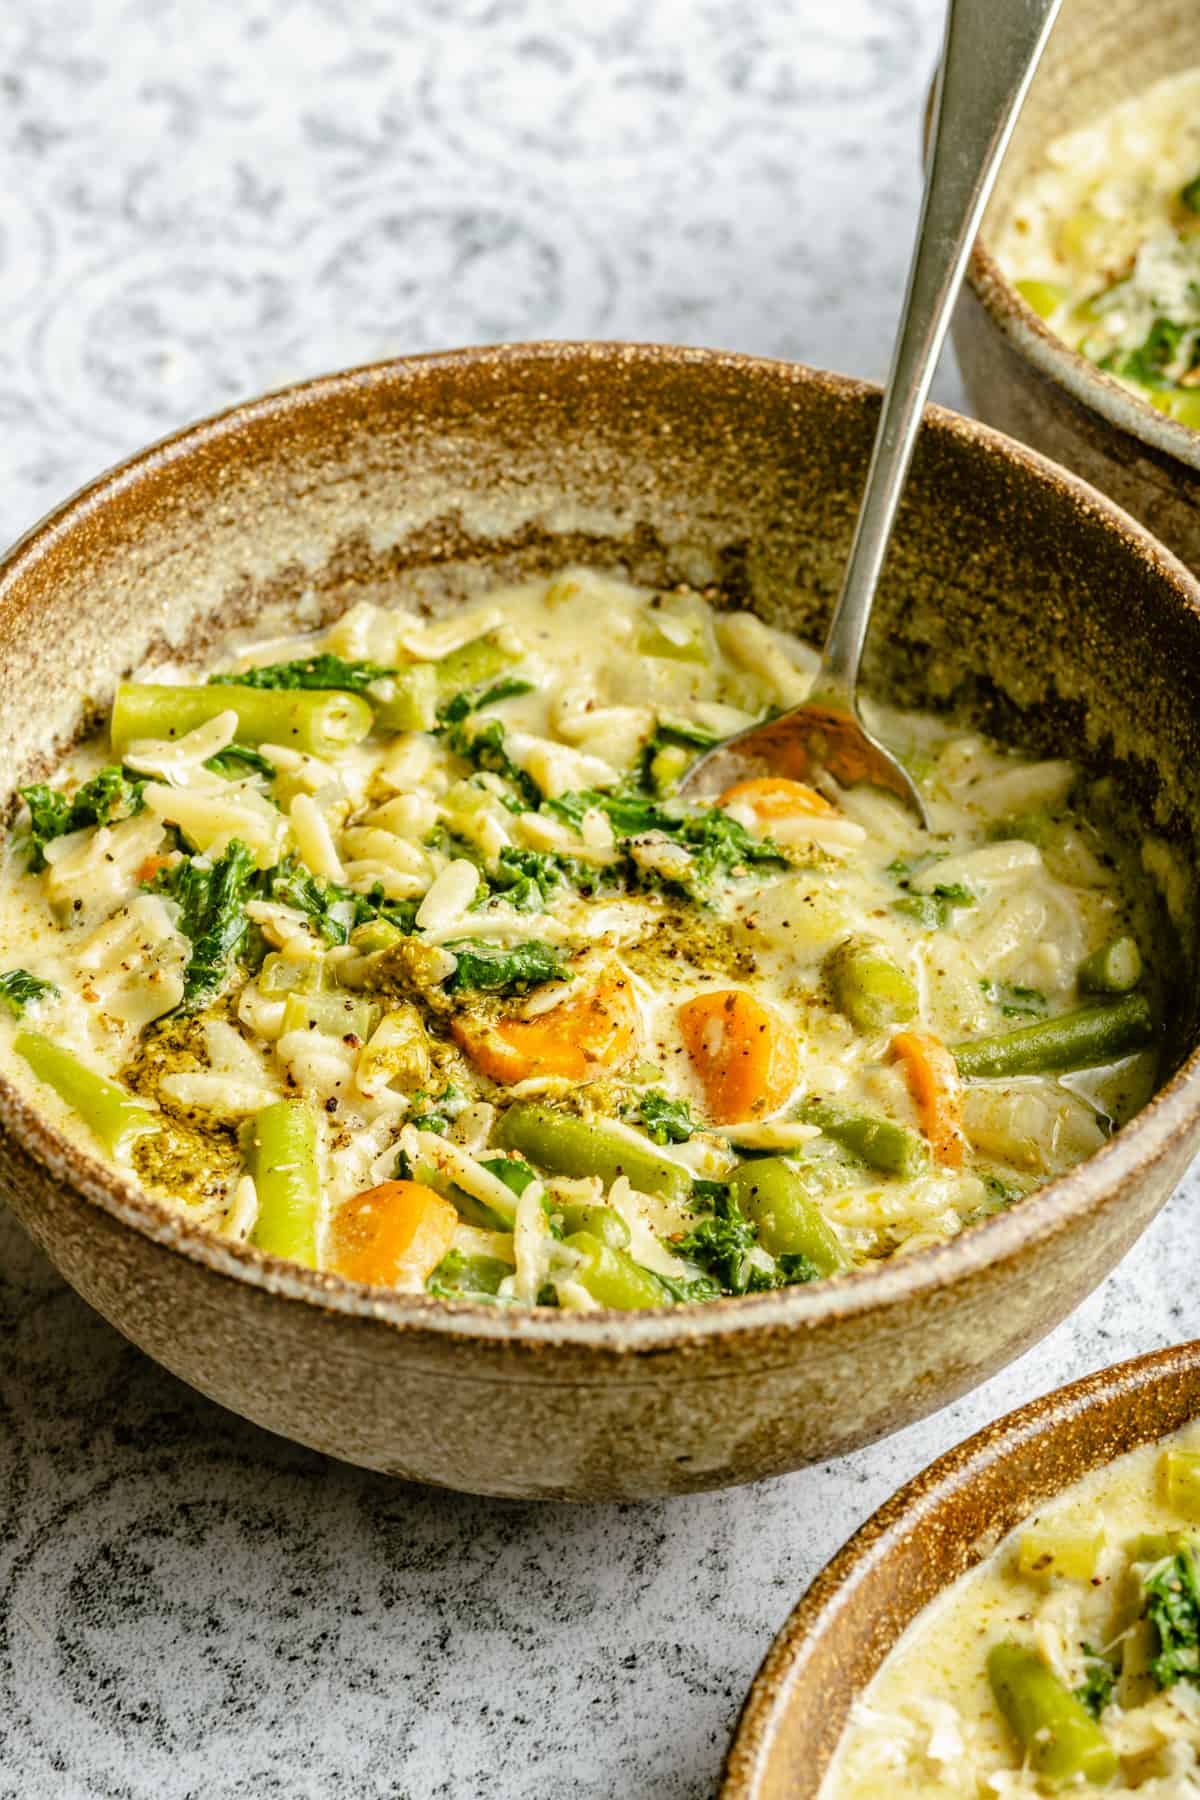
721;1339;1200;1798
954;0;1200;571
4;342;1200;1501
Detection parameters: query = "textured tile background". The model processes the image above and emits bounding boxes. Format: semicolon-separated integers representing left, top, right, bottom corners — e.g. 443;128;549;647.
2;2;1197;1796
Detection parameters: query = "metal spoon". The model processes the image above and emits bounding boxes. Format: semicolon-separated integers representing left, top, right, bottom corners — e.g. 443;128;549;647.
680;0;1062;821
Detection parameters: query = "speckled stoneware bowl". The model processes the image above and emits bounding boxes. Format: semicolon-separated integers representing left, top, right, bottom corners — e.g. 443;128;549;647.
4;342;1200;1501
953;0;1200;571
721;1339;1200;1798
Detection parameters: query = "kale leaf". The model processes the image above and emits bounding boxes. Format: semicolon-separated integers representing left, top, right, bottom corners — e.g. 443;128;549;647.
623;1089;695;1145
1145;1548;1200;1688
670;1180;823;1296
147;838;258;1008
406;1084;467;1134
887;854;975;928
444;718;543;810
205;742;277;780
444;938;566;994
0;968;59;1018
980;979;1047;1018
254;857;420;946
438;677;534;725
20;765;146;870
1074;1645;1115;1718
479;1155;540;1198
209;654;394;693
1102;317;1187;389
546;787;786;896
1183;171;1200;215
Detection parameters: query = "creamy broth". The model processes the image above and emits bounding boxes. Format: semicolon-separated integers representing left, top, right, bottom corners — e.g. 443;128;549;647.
823;1428;1200;1796
0;570;1165;1305
996;69;1200;429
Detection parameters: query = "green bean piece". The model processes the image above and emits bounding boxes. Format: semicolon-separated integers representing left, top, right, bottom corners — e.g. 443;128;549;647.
246;1099;322;1268
1078;935;1143;996
1163;1448;1200;1521
368;664;438;733
554;1201;631;1249
494;1103;693;1203
435;631;519;696
825;935;918;1033
796;1099;931;1179
14;1031;157;1159
563;1231;666;1308
953;994;1154;1079
728;1157;847;1275
987;1642;1117;1789
110;682;373;758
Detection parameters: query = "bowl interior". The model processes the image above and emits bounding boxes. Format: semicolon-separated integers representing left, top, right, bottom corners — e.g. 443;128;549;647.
4;342;1200;1320
721;1340;1200;1799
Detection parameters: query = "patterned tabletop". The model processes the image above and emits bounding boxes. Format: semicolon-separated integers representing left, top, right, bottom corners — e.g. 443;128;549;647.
2;3;1198;1797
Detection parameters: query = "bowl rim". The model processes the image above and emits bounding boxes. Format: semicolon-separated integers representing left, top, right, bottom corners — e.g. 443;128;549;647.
966;236;1200;473
3;336;1200;1352
719;1335;1200;1797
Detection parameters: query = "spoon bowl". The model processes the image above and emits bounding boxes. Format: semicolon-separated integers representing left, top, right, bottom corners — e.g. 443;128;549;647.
681;0;1062;818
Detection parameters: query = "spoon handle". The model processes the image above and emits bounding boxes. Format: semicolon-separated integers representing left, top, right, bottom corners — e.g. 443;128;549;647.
813;0;1062;703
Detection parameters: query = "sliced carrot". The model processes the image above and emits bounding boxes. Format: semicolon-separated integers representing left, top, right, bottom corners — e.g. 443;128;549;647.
891;1030;967;1169
135;853;173;884
677;988;799;1123
718;776;836;820
451;970;639;1086
328;1179;458;1286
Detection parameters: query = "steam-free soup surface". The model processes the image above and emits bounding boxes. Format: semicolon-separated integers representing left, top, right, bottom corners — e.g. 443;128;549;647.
0;569;1165;1306
997;69;1200;429
824;1427;1200;1795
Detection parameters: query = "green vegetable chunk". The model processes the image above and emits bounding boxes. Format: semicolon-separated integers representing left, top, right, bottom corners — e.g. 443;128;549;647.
1163;1448;1200;1521
369;664;438;733
1074;1647;1115;1721
1078;935;1143;996
1144;1547;1200;1688
728;1158;846;1275
434;631;520;697
622;1089;695;1145
146;839;258;1009
825;935;918;1032
562;1230;666;1309
14;1031;157;1158
210;653;395;693
427;1249;512;1301
246;1100;321;1268
0;969;58;1017
953;994;1154;1078
445;938;566;995
1181;171;1200;214
796;1099;931;1178
554;1201;630;1249
20;765;146;870
495;1103;692;1203
986;1641;1117;1788
111;682;373;758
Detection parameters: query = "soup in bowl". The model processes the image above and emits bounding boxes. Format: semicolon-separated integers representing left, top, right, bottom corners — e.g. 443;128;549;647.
2;342;1200;1497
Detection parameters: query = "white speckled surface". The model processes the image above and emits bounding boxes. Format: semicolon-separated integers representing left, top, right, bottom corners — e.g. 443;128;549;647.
2;3;1197;1796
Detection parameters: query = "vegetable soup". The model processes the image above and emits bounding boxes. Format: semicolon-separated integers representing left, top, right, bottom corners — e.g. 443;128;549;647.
823;1430;1200;1795
0;570;1166;1307
996;68;1200;429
